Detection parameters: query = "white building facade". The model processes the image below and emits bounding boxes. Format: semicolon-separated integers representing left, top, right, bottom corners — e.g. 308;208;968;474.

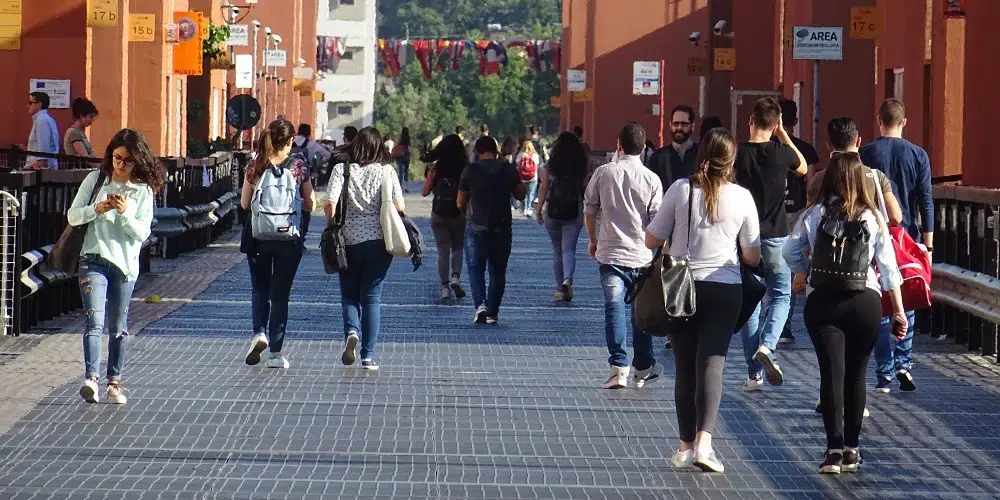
316;0;378;143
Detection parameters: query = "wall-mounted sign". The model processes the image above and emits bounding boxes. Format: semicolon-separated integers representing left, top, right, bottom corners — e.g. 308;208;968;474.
227;24;249;46
572;88;594;102
0;0;22;51
129;14;156;42
792;26;843;61
87;0;119;28
713;48;735;71
265;49;287;67
29;79;71;109
235;54;253;89
164;23;178;44
172;12;204;76
687;57;706;76
944;0;966;17
567;69;586;92
550;95;562;108
632;61;660;96
849;7;883;39
293;67;314;80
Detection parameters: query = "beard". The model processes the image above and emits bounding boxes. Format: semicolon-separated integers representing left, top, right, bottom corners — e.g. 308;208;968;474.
671;130;691;144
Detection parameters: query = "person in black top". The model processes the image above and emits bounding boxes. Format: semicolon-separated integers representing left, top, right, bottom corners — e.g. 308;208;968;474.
735;96;807;392
776;99;821;346
322;125;357;186
647;105;699;191
457;136;527;325
699;116;724;142
421;135;468;301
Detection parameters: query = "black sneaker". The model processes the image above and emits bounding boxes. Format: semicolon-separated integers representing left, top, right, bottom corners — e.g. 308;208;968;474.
874;378;892;394
896;369;916;391
664;339;672;350
819;451;843;474
842;449;863;473
778;329;795;345
485;315;498;325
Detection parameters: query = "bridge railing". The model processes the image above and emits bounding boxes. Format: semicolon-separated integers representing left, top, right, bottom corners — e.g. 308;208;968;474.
0;149;240;335
930;185;1000;361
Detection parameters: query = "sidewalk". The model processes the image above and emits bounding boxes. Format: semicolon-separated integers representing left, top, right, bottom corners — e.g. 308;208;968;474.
0;192;999;499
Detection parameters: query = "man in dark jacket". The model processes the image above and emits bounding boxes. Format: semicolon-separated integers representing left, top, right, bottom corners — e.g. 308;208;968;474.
646;105;699;191
322;126;358;186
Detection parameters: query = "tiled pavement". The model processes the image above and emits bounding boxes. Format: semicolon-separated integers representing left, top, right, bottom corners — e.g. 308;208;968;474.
1;194;1000;499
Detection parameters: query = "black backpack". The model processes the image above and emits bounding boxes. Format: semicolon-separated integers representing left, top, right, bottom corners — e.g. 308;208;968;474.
546;174;581;220
809;213;871;292
432;175;461;217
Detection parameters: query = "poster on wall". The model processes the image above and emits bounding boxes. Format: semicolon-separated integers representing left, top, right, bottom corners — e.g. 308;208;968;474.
632;61;660;96
29;79;71;109
172;11;204;75
235;54;253;89
566;69;586;92
0;0;22;51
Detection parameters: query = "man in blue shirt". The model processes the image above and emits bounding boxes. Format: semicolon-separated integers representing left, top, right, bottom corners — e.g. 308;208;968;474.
25;92;60;169
859;98;934;393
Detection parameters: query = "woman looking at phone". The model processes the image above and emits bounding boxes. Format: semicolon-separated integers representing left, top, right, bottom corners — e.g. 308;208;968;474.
783;152;907;474
67;129;164;404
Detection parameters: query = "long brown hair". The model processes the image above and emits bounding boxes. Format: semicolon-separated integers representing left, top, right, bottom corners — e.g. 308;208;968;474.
348;127;391;165
101;129;165;191
251;118;296;178
812;152;878;219
691;127;736;223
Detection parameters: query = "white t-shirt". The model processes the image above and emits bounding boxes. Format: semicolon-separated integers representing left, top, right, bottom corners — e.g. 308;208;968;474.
327;163;404;246
646;179;761;284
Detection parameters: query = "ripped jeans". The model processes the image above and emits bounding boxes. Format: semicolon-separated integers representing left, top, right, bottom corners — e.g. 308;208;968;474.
80;255;136;382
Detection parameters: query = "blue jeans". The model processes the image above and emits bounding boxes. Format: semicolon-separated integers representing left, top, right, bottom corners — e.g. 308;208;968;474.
740;237;792;376
874;310;916;380
515;178;539;211
599;264;655;369
339;239;393;359
544;216;583;284
464;226;512;315
248;243;303;353
397;157;410;185
80;255;136;382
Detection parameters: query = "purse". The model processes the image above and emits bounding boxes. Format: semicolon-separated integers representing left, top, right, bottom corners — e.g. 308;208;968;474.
49;172;107;273
625;186;696;336
380;164;411;257
320;163;351;274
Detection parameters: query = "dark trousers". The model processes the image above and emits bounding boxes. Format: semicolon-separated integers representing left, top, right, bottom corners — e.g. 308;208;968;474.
804;288;882;450
248;242;304;353
669;281;742;443
464;226;512;315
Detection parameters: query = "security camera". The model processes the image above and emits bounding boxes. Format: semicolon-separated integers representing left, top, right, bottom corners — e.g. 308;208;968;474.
713;20;729;36
231;6;239;16
264;27;272;35
689;32;701;45
252;20;261;28
297;57;306;65
272;34;282;44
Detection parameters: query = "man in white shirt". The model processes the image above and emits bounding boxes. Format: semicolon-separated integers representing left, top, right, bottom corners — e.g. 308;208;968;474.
25;92;60;169
584;122;663;389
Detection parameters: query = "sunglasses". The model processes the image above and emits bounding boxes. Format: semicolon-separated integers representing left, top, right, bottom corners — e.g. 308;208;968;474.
112;154;136;166
670;121;692;127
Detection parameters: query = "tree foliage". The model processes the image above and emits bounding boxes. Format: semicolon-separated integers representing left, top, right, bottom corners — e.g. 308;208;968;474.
374;0;561;147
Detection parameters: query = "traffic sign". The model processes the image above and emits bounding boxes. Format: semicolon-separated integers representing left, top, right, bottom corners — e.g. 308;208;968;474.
850;7;883;39
713;48;735;71
226;94;261;131
792;26;843;61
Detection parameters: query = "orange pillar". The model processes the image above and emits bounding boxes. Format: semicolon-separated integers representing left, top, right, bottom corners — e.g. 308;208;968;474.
87;0;130;153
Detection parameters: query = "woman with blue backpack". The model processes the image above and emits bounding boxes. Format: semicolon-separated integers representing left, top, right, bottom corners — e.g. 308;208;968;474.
324;127;404;371
535;132;588;301
421;135;468;300
241;118;315;370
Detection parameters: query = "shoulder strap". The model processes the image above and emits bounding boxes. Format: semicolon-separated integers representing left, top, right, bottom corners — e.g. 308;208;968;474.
88;172;107;204
685;180;693;257
331;163;351;229
872;169;888;221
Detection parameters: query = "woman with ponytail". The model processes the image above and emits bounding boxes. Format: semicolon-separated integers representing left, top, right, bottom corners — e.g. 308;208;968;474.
240;118;314;369
644;128;762;473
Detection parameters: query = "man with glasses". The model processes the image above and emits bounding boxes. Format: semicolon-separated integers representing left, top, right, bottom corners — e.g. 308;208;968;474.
24;92;60;169
647;105;699;191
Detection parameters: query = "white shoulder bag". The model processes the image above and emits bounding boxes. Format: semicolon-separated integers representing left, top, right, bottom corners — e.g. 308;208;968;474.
380;164;411;257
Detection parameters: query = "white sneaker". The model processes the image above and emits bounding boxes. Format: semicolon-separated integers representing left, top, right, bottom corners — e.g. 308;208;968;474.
440;285;452;300
671;449;694;468
693;449;725;473
632;363;661;388
342;332;359;365
755;345;784;386
266;354;289;369
602;366;630;389
79;378;99;403
744;375;764;392
106;384;127;404
473;306;488;324
245;332;269;366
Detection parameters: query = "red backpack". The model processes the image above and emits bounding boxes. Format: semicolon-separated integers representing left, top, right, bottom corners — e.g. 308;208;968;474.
517;154;538;181
879;226;932;317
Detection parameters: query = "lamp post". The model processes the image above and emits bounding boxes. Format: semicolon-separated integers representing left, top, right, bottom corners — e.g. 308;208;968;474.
273;34;283;117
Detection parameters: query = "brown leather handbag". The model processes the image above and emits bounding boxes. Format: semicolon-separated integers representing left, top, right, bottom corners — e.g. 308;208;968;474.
48;173;106;273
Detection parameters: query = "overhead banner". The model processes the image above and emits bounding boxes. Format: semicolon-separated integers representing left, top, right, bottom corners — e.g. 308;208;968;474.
0;0;22;51
172;11;204;76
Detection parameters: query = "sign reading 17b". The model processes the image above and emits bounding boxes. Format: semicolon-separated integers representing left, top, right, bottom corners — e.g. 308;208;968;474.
88;0;119;28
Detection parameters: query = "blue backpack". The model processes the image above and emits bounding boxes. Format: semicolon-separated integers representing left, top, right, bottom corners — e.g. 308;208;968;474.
250;164;302;241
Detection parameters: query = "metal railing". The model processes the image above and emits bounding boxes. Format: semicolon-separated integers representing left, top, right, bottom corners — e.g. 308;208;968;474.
0;191;19;336
0;147;103;171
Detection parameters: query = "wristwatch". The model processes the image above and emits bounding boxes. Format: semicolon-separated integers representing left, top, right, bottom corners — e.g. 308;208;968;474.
925;246;934;253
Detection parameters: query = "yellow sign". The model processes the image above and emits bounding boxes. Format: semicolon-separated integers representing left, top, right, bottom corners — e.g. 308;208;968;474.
172;11;204;76
550;95;563;108
687;57;707;76
572;89;594;103
129;13;155;42
87;0;119;28
713;48;735;72
0;0;21;51
850;6;883;39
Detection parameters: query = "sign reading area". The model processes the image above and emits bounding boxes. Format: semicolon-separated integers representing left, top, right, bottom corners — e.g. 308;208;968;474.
228;24;249;46
566;69;586;92
792;26;843;61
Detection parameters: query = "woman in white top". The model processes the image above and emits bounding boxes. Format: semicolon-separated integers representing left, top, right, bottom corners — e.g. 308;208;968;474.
514;140;540;216
783;152;906;474
645;128;762;473
67;129;164;404
325;127;405;371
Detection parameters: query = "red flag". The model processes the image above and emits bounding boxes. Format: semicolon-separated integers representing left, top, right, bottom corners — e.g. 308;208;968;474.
378;39;402;77
413;40;434;80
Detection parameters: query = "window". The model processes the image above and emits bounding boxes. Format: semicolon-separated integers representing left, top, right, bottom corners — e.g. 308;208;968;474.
341;0;355;4
337;105;352;116
342;51;353;60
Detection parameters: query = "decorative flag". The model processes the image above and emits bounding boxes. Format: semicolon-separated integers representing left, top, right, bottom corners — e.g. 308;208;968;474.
449;41;466;70
476;40;507;76
378;39;402;77
413;40;434;79
317;36;346;73
551;40;562;72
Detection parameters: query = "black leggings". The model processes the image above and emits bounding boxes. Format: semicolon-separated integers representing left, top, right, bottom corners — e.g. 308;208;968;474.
669;281;742;443
804;288;882;450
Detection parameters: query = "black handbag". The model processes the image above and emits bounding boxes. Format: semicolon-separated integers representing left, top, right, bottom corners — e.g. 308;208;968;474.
320;163;351;274
625;189;696;336
49;172;107;273
735;259;766;333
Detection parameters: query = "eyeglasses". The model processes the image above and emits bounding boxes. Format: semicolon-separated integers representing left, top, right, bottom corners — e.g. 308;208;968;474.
670;121;692;127
27;100;38;106
112;154;136;166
